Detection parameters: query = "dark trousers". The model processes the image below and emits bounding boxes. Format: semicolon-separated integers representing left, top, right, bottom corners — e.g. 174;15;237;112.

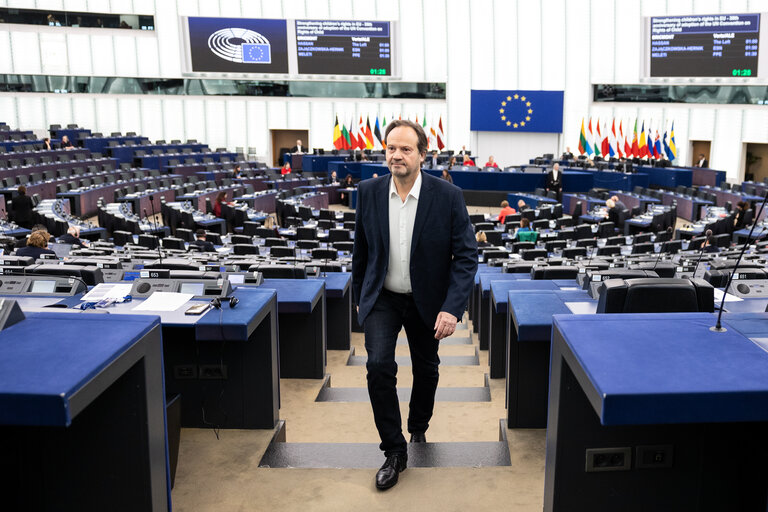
364;289;440;456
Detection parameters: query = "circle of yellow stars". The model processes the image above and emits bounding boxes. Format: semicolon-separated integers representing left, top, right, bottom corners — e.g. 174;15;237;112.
499;94;533;128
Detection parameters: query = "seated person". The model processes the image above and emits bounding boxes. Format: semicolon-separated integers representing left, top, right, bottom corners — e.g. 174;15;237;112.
232;164;242;179
605;198;621;225
610;195;627;211
518;217;533;232
15;230;56;259
733;201;747;230
497;200;516;223
60;135;73;149
213;191;231;218
562;146;574;160
327;170;339;184
263;216;280;237
189;229;215;252
484;155;499;168
441;169;453;184
476;231;491;247
281;162;292;175
339;174;356;206
462;154;475;166
448;156;457;168
58;225;88;248
427;150;440;168
517;199;530;212
15;224;49;249
42;137;53;150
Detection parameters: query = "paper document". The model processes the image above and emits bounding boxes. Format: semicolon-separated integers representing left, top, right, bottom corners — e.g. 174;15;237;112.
81;283;133;302
712;288;743;303
133;292;194;312
565;302;598;315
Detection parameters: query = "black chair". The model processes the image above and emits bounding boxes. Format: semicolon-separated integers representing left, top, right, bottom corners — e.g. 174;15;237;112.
520;248;547;261
483;230;503;246
530;266;580;280
574;224;593;240
634;233;652;244
571;201;583;217
333;241;354;253
297;240;320;250
562;247;587;259
260;265;306;279
511;241;535;253
631;242;655;254
232;244;259;255
311;248;339;260
597;278;714;313
230;234;252;245
175;228;194;242
328;229;351;242
161;237;186;250
597;245;621;256
264;237;287;247
545;240;567;252
112;230;133;246
137;234;159;249
296;227;317;240
270;246;296;258
474;222;494;233
532;219;550;231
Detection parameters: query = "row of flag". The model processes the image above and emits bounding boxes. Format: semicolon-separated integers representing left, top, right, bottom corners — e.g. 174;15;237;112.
578;118;678;161
332;115;446;151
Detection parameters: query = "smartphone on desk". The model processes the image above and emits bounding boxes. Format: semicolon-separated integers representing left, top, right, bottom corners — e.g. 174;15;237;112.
185;303;211;315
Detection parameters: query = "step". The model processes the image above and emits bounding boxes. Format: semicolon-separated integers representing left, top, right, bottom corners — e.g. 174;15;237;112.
397;334;472;345
314;375;491;402
346;346;480;367
259;420;511;469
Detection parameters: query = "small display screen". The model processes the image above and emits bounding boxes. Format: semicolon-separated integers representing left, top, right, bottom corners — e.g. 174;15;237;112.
227;274;245;284
179;282;205;296
30;280;56;293
295;20;392;75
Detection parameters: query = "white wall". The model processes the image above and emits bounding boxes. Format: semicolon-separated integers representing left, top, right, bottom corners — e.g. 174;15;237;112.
1;0;768;180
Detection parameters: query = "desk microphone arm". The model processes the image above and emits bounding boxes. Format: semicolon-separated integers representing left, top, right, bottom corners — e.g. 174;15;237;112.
147;195;163;266
712;192;768;332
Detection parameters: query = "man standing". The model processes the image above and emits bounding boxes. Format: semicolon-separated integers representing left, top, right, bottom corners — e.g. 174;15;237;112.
545;163;563;202
695;153;708;168
352;120;477;490
290;139;305;153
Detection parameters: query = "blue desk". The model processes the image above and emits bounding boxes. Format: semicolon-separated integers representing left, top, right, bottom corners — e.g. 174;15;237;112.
82;136;148;154
263;279;326;378
0;312;169;510
313;272;351;350
660;191;712;221
636;165;693;188
587;169;649;190
472;266;503;333
488;280;578;379
301;155;345;172
544;313;768;511
507;193;558;209
49;288;280;429
506;289;594;429
479;273;529;351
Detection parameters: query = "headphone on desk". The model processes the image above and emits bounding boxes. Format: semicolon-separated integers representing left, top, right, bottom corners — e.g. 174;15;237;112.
210;296;239;309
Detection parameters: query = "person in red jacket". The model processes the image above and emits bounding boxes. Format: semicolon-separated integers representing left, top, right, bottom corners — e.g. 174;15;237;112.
281;162;292;175
484;155;499;168
497;200;516;223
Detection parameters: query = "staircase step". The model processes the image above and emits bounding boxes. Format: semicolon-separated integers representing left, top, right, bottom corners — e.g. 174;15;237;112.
259;420;511;469
314;375;490;402
397;334;472;345
346;346;479;367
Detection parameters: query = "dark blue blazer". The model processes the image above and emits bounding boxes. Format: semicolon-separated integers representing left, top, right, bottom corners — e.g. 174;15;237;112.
352;171;478;327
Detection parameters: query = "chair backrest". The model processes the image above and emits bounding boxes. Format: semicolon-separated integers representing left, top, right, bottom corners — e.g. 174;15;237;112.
232;244;260;255
516;230;538;243
562;247;587;259
572;201;583;217
161;237;185;250
483;230;503;246
270;246;296;258
574;224;593;240
597;245;621;256
311;248;339;260
520;248;547;260
597;278;714;314
264;237;287;247
260;265;307;279
530;266;580;280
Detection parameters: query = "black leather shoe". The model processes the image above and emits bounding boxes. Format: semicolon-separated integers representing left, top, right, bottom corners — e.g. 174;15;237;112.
375;453;407;490
409;432;426;443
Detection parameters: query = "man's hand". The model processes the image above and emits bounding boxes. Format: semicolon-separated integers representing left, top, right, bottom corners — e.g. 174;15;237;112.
433;311;458;340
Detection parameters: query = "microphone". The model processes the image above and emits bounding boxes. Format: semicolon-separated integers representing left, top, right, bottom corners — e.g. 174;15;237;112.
712;193;768;332
144;207;163;266
652;227;674;271
692;229;713;278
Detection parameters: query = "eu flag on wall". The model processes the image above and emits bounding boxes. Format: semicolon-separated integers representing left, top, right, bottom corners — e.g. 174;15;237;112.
242;44;271;63
470;90;564;133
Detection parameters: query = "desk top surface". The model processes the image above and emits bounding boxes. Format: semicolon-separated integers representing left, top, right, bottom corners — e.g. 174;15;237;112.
553;312;768;425
262;278;324;312
0;312;160;426
509;290;594;341
491;279;581;308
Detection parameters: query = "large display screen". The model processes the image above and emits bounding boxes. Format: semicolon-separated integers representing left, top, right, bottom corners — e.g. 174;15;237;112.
182;17;398;78
295;20;392;76
186;17;289;73
647;14;761;77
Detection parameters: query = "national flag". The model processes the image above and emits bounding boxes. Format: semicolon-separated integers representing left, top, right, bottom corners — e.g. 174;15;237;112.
342;122;352;150
653;130;662;159
631;119;639;158
669;122;677;159
638;121;647;158
436;116;445;150
646;126;654;159
333;115;343;150
594;119;602;157
578;118;588;155
616;120;624;159
662;131;673;160
586;118;595;156
365;116;374;150
608;119;617;158
601;120;611;157
357;116;367;150
374;116;384;149
348;117;357;150
429;120;438;151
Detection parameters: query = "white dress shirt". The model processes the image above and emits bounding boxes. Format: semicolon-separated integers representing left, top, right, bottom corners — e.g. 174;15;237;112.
384;173;422;294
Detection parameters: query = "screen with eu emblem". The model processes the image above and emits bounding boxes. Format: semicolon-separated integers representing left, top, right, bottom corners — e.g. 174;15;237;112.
470;90;564;133
185;17;289;73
